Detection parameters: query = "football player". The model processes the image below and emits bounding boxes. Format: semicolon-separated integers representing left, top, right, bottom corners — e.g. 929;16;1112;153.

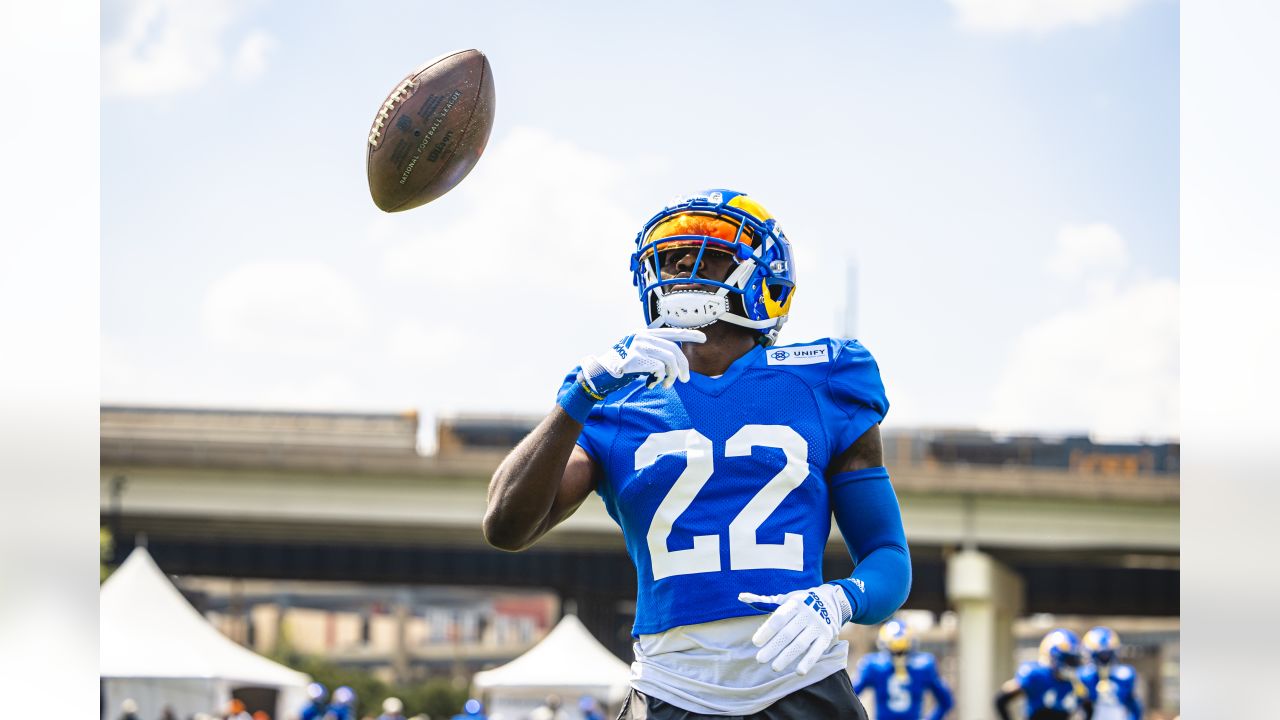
300;682;328;720
995;629;1094;720
324;686;357;720
853;619;954;720
1079;627;1142;720
484;189;911;719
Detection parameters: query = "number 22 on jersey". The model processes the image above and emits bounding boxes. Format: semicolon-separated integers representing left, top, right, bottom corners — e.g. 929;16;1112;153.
635;425;809;581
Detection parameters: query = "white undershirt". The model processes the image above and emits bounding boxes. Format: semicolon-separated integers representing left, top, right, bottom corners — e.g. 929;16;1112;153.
630;615;851;715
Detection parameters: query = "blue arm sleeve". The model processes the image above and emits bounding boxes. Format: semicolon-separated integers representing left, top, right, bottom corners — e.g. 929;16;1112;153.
927;662;955;720
555;369;610;462
828;466;911;624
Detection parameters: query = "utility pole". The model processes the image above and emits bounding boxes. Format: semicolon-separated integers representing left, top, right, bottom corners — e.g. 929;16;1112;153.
843;260;859;340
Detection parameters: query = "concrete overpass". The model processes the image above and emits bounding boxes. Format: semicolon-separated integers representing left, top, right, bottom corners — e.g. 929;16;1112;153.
101;406;1178;719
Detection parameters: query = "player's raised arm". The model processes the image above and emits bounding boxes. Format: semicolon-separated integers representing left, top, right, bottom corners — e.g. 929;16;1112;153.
482;407;598;552
482;328;704;551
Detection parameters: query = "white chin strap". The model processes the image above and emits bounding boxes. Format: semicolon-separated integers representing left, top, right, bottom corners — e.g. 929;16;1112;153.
655;290;729;329
650;289;782;331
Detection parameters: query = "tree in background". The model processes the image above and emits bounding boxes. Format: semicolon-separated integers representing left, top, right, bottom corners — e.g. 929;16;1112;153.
272;646;472;719
101;527;114;583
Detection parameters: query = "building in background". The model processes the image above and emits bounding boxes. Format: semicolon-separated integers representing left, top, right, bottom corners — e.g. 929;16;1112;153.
101;406;1179;716
184;578;557;683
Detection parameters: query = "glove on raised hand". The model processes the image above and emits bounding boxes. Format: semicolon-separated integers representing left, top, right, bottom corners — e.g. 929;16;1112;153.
558;328;705;422
739;583;853;676
580;328;705;395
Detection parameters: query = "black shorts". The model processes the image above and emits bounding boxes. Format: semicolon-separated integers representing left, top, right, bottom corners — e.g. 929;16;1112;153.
1029;711;1072;720
616;670;870;720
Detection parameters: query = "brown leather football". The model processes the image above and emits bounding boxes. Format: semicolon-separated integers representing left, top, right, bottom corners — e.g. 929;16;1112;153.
366;49;496;212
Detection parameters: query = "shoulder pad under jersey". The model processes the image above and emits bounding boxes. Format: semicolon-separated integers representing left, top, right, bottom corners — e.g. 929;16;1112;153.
910;652;936;670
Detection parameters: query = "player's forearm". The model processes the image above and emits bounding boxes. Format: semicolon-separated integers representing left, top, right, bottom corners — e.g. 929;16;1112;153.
830;466;911;624
483;407;584;551
993;688;1019;720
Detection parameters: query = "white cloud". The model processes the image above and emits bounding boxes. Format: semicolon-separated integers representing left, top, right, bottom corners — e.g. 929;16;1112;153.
202;260;367;354
102;0;273;97
231;29;275;81
101;336;146;401
984;225;1178;441
1047;223;1130;278
382;126;633;291
255;372;362;410
386;321;471;370
947;0;1150;34
376;126;650;412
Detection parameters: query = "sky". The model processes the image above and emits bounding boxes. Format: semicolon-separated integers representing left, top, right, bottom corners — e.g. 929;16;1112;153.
100;0;1179;444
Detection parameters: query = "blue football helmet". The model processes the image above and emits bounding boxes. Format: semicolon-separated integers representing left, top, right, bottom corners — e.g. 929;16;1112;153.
1083;626;1120;665
306;682;327;703
1039;629;1084;670
332;686;356;705
877;619;915;654
631;189;796;346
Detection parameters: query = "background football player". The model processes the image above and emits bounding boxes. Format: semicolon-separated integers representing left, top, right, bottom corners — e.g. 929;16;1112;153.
484;189;912;719
995;629;1094;720
300;682;329;720
1079;627;1142;720
324;686;357;720
853;619;953;720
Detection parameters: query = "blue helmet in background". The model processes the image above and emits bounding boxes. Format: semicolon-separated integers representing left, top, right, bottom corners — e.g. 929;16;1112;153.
1083;626;1121;665
463;698;483;714
306;682;328;703
332;686;356;706
877;619;915;654
1039;629;1084;670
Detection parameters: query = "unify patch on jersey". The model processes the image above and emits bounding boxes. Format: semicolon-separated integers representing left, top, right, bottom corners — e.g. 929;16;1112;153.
766;344;829;366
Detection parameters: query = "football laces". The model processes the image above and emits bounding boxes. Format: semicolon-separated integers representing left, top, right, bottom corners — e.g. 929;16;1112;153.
368;76;418;148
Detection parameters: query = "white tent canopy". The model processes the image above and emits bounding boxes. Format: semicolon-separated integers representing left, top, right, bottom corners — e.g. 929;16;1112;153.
100;546;311;719
473;614;631;720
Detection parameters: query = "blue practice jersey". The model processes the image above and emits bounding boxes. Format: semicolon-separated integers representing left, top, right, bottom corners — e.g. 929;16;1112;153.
1080;663;1142;720
1015;663;1088;717
563;338;888;636
853;651;954;720
300;703;327;720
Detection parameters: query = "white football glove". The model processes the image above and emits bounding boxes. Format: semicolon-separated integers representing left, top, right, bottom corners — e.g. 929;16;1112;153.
578;328;706;396
738;584;853;675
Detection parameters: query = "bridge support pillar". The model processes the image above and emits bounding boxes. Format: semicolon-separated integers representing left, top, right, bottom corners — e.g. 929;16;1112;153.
391;602;412;684
947;549;1023;720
